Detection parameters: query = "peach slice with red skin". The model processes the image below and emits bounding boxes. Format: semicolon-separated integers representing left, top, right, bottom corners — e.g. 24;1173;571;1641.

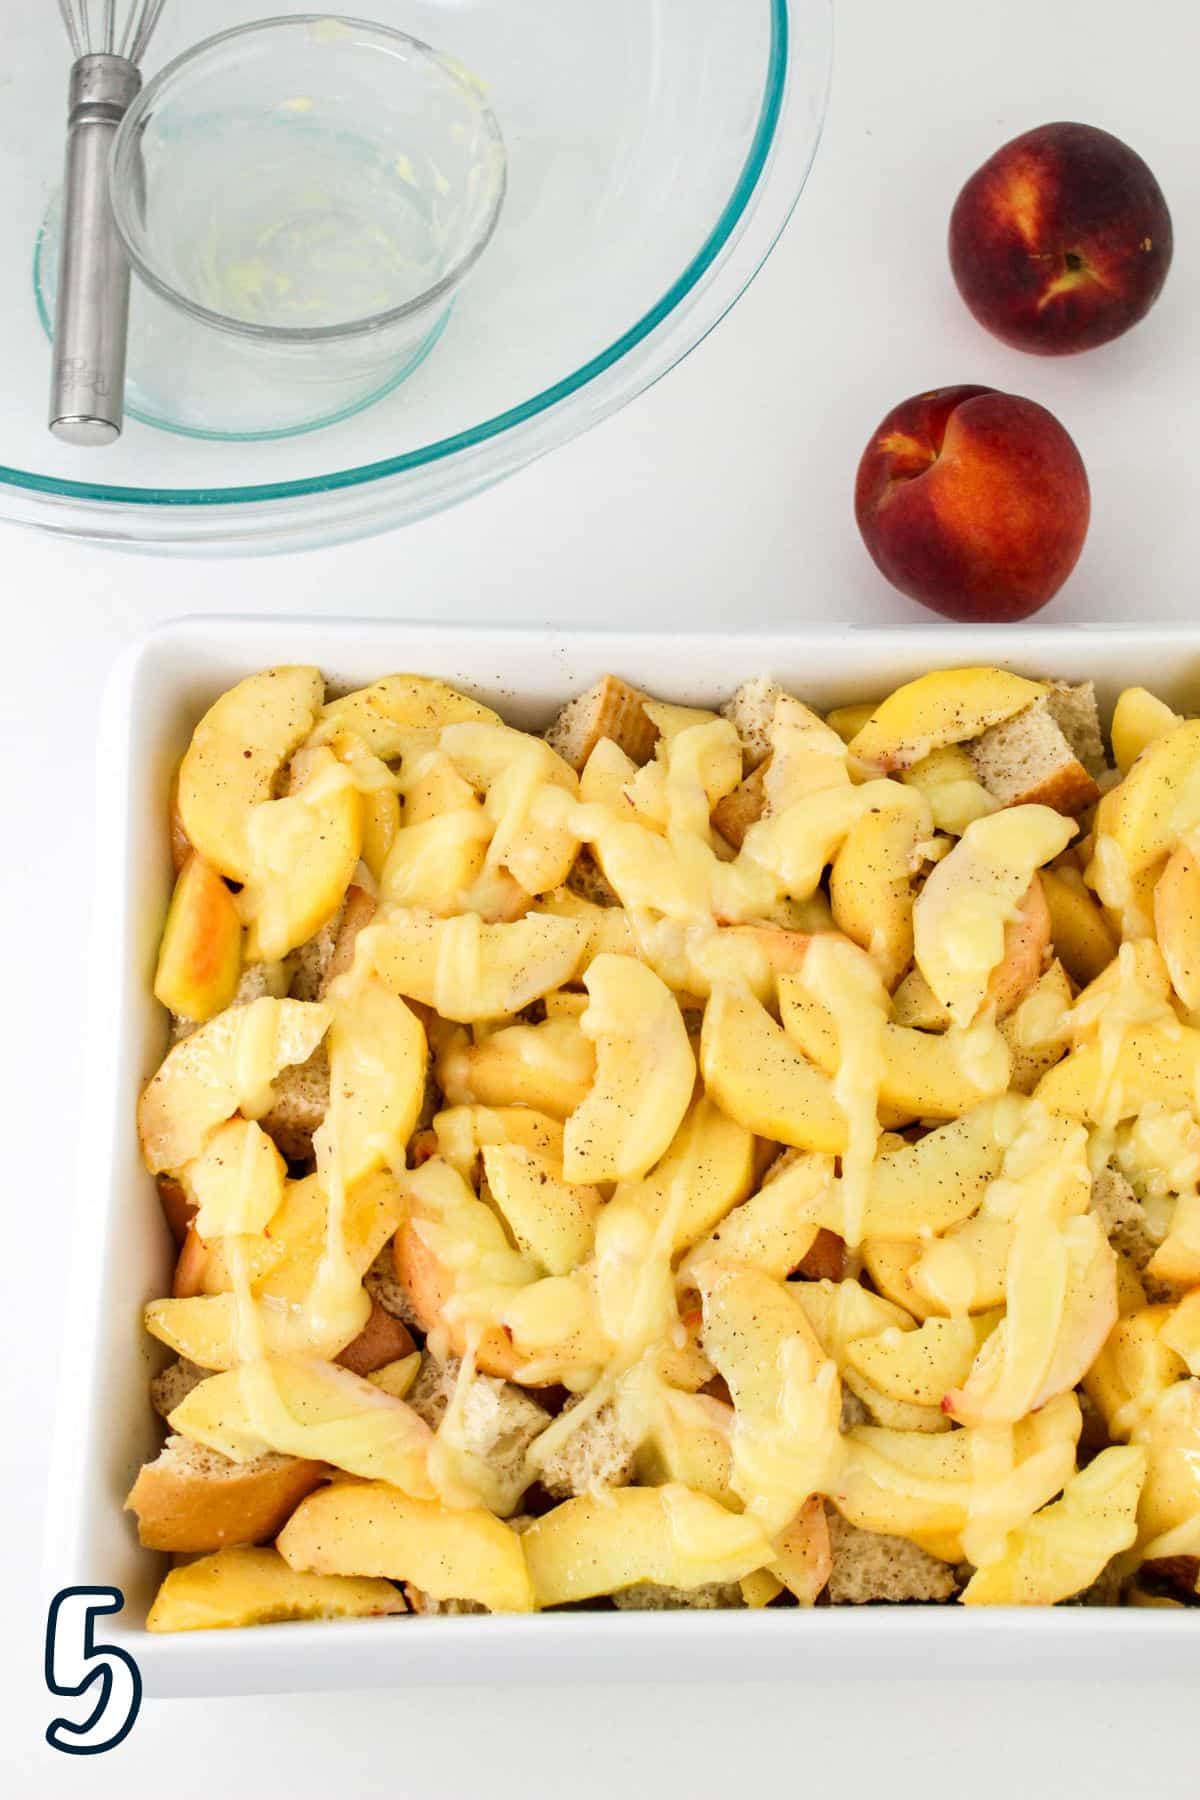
153;852;242;1024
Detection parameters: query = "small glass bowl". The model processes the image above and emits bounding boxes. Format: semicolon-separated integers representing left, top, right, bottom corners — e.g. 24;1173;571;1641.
104;13;507;440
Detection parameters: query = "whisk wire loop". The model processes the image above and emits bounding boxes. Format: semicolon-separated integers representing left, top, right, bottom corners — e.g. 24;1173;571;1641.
55;0;167;63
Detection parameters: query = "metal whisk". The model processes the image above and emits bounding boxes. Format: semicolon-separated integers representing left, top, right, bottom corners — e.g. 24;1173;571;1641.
49;1;169;445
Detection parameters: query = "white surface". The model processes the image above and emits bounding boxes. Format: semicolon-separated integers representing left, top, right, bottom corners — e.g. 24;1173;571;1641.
56;620;1200;1706
4;0;1199;1789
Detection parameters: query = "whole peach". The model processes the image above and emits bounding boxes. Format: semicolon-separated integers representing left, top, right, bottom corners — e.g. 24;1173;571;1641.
949;122;1172;354
854;386;1090;622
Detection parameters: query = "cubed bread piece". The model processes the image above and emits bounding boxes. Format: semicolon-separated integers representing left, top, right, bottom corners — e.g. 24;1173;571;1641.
825;1512;961;1604
403;1588;486;1615
1090;1166;1160;1273
612;1582;745;1610
544;676;659;772
721;678;789;771
711;762;768;851
407;1354;551;1509
968;697;1100;816
257;1049;330;1163
1044;681;1108;779
566;848;623;907
336;1301;417;1377
1063;1561;1126;1606
364;1244;421;1329
287;904;346;1002
538;1397;638;1499
840;1389;872;1432
1135;1556;1200;1602
168;960;287;1044
125;1435;325;1553
150;1357;207;1420
321;884;378;993
231;961;289;1006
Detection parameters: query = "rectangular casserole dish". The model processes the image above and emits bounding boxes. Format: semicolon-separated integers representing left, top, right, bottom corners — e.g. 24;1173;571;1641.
48;615;1200;1696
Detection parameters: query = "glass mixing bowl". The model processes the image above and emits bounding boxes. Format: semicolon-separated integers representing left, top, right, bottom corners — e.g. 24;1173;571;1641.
4;0;831;553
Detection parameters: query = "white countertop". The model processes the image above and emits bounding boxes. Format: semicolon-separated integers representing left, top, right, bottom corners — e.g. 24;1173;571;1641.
6;0;1199;1790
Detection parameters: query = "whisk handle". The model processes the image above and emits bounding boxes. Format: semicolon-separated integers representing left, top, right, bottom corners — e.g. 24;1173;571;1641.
49;54;142;447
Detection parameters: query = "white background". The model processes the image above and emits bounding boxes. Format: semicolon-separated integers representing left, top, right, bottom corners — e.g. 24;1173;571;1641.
4;0;1200;1791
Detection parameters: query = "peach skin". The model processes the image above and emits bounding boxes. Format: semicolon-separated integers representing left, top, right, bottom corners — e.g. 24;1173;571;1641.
854;386;1090;622
949;122;1172;355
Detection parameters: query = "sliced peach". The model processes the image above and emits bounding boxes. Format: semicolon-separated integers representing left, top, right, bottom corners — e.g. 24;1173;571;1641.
987;876;1053;1015
365;907;586;1021
437;1017;595;1121
168;1356;437;1496
242;750;363;963
829;805;921;988
178;667;324;883
137;997;332;1174
318;674;500;760
153;853;242;1024
769;1495;832;1604
1083;1304;1186;1441
912;807;1074;1027
563;955;695;1184
696;1262;841;1534
779;977;1010;1123
825;700;881;746
522;1486;773;1607
845;1312;1001;1409
431;1105;564;1180
336;1302;416;1377
1154;840;1200;1010
482;1144;601;1276
1040;866;1118;985
393;1157;539;1380
278;1481;534;1612
847;668;1046;772
831;1394;1081;1564
1037;1022;1200;1124
944;1212;1117;1426
185;1117;285;1238
701;984;847;1154
1110;686;1180;777
1104;718;1200;876
168;771;192;873
326;976;427;1186
962;1447;1146;1606
145;1546;404;1633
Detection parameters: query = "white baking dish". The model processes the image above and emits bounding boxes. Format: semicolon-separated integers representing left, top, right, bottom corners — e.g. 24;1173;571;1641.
48;615;1200;1698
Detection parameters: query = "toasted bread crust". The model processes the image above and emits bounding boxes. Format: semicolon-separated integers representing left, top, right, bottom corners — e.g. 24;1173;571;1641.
545;676;659;772
335;1300;416;1376
711;763;768;851
126;1439;325;1552
969;699;1101;816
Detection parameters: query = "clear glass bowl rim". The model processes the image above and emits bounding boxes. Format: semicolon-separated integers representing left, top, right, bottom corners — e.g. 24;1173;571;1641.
108;14;509;347
6;0;817;515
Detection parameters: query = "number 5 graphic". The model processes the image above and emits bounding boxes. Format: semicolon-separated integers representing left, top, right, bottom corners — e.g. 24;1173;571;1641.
45;1587;142;1755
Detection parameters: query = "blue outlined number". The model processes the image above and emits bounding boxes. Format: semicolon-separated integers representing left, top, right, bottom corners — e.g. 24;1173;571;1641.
45;1587;142;1755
